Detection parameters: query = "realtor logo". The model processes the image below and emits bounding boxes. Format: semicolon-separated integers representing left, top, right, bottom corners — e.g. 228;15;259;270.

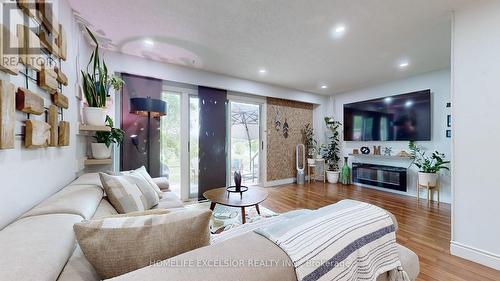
1;1;56;72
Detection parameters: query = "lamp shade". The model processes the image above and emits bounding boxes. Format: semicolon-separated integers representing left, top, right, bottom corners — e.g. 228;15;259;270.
129;97;167;117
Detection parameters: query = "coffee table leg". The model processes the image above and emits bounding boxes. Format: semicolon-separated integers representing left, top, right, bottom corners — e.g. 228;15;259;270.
255;204;261;215
241;207;246;224
210;202;216;211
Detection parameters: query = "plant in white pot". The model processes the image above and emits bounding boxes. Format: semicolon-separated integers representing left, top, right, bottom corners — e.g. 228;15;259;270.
409;141;450;187
301;123;317;165
81;27;124;126
323;117;342;183
91;116;124;159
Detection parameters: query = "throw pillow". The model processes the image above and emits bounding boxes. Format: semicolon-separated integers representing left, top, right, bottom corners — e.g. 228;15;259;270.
99;173;157;213
102;209;169;219
133;166;163;197
74;208;212;279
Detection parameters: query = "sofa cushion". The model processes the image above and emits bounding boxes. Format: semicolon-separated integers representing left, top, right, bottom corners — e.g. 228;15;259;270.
69;173;103;188
91;199;119;219
74;208;212;279
57;245;100;281
152;177;170;192
21;184;103;220
108;231;296;281
155;191;184;209
0;214;83;281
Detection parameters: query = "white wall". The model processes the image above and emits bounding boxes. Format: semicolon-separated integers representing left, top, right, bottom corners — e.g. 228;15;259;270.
0;0;90;229
451;1;500;270
333;69;452;202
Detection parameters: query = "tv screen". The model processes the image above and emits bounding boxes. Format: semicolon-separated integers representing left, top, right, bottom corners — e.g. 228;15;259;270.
343;90;431;141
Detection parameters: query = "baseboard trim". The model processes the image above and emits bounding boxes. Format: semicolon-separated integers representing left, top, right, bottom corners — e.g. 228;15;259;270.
263;178;296;187
450;241;500;270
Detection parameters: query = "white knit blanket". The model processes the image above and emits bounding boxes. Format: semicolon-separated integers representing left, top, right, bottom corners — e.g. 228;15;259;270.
255;200;406;281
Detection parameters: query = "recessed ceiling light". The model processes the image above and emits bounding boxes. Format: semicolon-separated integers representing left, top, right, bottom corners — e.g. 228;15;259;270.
331;24;347;39
320;85;328;89
399;61;409;68
335;25;346;33
144;39;154;46
258;68;267;74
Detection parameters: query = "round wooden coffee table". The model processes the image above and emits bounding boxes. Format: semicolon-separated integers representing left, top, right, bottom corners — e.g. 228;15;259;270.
203;187;268;224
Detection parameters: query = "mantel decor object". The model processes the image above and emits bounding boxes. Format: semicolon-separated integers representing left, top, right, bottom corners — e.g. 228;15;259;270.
226;171;248;198
360;146;370;155
341;156;351;185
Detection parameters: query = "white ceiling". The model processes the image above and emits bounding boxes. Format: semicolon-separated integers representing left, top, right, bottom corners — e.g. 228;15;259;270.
67;0;473;95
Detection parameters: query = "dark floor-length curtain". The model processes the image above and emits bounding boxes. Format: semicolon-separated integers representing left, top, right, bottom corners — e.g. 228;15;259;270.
198;86;227;199
120;73;163;177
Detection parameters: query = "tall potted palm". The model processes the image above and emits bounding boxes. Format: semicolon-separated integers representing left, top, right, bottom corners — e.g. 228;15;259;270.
91;116;124;159
301;123;317;165
409;141;450;186
81;27;124;126
323;117;342;183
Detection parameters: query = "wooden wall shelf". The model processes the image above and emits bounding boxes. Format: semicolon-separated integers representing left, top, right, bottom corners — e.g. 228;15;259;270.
84;158;112;165
79;124;111;132
348;154;413;160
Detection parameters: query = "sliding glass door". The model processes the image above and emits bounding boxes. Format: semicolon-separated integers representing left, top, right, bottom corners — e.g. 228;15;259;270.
228;100;262;186
160;91;181;196
189;96;200;198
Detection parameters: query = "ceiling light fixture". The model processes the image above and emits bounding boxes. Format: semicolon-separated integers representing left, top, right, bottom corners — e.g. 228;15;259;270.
331;24;347;39
399;61;409;69
144;39;154;46
320;85;328;89
258;68;267;74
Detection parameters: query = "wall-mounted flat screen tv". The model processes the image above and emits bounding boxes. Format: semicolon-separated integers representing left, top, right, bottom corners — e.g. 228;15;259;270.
343;90;431;141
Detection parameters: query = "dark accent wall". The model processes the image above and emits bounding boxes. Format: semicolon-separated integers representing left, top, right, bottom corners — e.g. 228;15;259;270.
198;86;227;199
120;73;163;177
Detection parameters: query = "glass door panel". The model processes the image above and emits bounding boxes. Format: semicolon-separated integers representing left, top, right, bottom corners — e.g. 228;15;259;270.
189;96;200;198
229;101;260;185
160;91;181;197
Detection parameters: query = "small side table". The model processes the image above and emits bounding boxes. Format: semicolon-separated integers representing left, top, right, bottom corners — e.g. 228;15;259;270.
307;158;326;184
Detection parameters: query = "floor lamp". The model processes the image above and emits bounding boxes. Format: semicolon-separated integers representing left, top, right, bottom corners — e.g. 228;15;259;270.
129;97;167;173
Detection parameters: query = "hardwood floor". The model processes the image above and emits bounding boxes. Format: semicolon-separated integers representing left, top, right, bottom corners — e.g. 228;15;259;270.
260;182;500;281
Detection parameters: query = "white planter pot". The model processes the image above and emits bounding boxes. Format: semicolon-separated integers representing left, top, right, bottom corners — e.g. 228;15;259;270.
418;172;438;187
326;171;340;183
83;107;107;126
91;143;112;159
307;158;315;165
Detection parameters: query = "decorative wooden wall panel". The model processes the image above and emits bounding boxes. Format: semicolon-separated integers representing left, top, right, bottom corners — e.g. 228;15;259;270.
52;91;68;109
37;64;58;91
58;121;69;146
54;67;68;85
56;24;67;61
17;0;37;18
25;120;50;148
35;0;59;36
16;87;44;115
17;24;42;72
0;81;16;149
48;105;58;146
39;30;59;57
266;97;313;181
0;24;19;75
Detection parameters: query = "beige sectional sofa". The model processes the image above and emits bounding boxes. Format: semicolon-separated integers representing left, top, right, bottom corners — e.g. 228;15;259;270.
0;173;419;281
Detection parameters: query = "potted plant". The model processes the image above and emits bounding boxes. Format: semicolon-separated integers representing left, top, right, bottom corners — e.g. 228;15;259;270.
81;27;124;126
301;123;317;165
409;141;450;186
322;117;342;183
91;116;125;159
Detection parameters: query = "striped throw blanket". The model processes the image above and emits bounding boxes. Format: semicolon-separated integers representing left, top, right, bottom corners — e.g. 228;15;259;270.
255;200;409;281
